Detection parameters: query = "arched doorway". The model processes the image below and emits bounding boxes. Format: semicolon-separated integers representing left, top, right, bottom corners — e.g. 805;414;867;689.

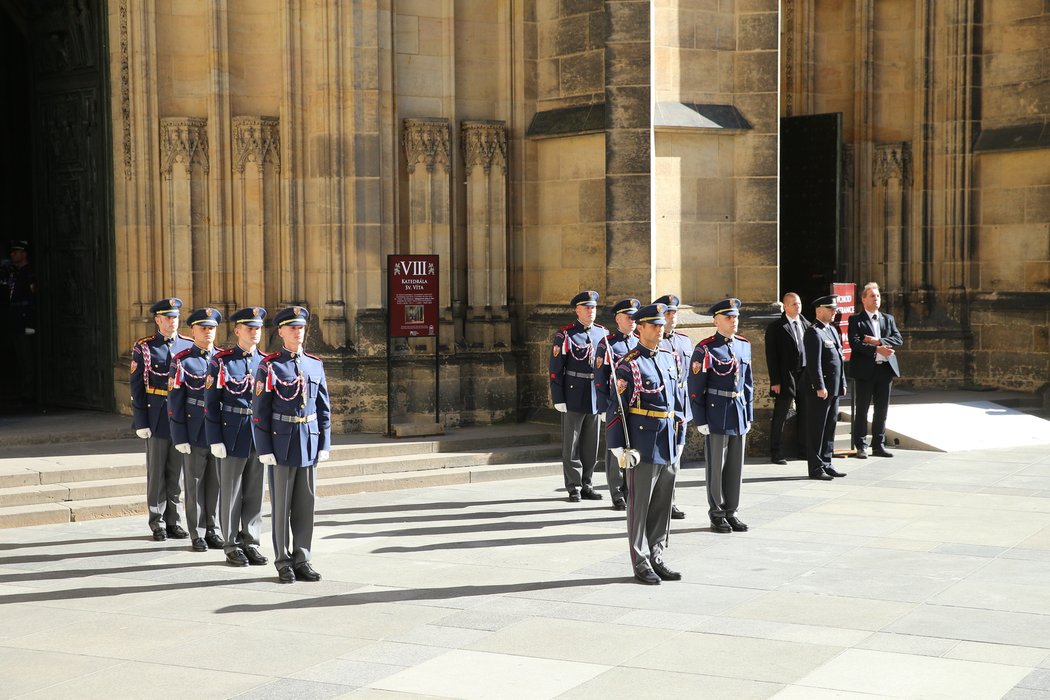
0;0;114;412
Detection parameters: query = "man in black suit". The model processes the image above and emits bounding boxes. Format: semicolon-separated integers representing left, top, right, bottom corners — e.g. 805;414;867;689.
764;292;811;465
847;282;903;458
804;295;847;480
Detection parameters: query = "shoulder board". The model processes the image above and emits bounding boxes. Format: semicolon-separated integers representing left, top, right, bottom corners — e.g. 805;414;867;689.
304;351;321;360
673;330;689;337
735;334;750;342
559;323;574;331
263;351;282;362
620;348;642;363
696;336;717;348
606;332;618;341
593;322;606;330
658;347;674;353
178;333;192;341
214;348;235;359
135;335;153;345
173;348;193;360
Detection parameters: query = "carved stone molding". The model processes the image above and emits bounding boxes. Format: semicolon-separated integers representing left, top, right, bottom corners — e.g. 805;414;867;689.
874;141;911;186
160;117;209;177
119;0;132;179
402;117;450;173
232;116;280;173
462;120;507;175
842;144;855;190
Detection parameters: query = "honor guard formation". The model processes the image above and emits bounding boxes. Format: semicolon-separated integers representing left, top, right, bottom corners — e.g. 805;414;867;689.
133;283;899;586
131;299;330;584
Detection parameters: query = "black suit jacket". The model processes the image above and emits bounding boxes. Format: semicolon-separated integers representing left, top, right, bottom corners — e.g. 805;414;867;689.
847;311;902;380
804;322;845;396
764;313;811;391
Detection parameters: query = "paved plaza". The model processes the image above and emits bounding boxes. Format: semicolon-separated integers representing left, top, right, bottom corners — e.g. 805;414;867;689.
4;438;1050;699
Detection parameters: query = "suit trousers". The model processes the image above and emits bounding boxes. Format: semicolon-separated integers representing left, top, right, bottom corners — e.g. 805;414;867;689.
625;460;678;568
807;393;840;473
561;411;599;493
705;433;746;518
145;436;183;531
182;446;220;540
218;452;265;554
852;364;895;450
769;371;807;457
269;463;316;570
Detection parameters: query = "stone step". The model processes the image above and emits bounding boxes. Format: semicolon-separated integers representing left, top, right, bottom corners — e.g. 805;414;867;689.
317;444;562;479
0;461;563;528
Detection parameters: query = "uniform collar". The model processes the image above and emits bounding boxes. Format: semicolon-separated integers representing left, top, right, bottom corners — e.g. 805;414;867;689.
717;332;734;343
637;343;660;358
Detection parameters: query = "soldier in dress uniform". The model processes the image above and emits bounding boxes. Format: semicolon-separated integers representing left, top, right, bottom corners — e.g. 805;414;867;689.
130;297;193;541
606;303;687;585
549;290;607;502
252;306;332;584
688;298;754;534
804;295;847;481
169;307;224;552
595;298;640;511
654;293;691;520
206;307;270;567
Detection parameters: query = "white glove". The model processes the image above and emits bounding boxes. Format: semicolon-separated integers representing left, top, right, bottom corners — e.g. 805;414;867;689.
610;447;641;470
554;403;567;413
610;447;624;459
25;328;35;336
318;450;331;462
175;443;192;454
598;413;606;422
210;443;227;459
697;424;711;436
259;454;277;466
135;427;152;439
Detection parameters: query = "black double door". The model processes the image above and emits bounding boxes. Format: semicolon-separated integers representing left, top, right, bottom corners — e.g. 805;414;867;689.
1;0;114;411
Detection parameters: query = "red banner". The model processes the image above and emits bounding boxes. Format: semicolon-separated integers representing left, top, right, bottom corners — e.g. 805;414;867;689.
389;254;439;337
832;282;855;361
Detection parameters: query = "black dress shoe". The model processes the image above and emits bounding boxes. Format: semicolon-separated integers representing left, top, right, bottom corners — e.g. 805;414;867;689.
612;499;626;511
152;529;167;542
771;456;789;466
633;564;661;585
277;566;296;584
580;487;603;501
824;466;848;477
294;563;322;582
191;538;208;552
205;532;225;549
854;449;868;459
809;471;834;481
243;546;268;566
225;549;249;567
872;448;894;458
726;516;749;532
568;490;581;503
710;517;732;533
651;559;682;581
671;505;686;520
166;524;189;539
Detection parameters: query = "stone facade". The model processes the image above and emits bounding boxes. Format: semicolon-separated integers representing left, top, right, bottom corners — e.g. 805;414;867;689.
91;0;1050;432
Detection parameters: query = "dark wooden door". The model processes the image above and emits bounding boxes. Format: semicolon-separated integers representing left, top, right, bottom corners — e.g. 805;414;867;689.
779;113;842;307
28;0;114;410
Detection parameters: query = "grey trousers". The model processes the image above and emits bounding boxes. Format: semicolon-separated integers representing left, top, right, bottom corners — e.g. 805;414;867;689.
182;445;220;540
269;464;316;570
705;433;746;519
625;460;678;568
218;452;265;554
561;411;599;493
145;436;183;531
604;448;624;499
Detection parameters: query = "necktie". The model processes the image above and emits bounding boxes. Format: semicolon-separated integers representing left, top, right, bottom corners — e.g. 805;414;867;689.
791;320;802;348
292;353;305;409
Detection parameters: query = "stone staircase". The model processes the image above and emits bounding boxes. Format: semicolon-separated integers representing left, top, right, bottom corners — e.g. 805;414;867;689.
0;425;562;529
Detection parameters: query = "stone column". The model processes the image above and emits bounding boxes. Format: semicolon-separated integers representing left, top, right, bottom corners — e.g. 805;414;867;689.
402;117;453;321
232;116;281;311
604;1;651;300
462;119;510;348
874;142;912;294
160;117;209;305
